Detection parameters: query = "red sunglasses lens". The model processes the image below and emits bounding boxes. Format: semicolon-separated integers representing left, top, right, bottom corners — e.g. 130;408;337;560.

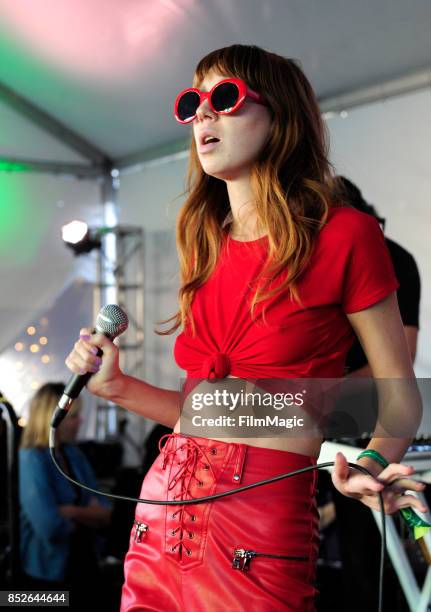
177;90;201;122
211;81;239;112
176;82;240;121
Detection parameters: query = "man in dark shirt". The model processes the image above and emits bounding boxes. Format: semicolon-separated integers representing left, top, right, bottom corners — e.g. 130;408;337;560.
340;177;420;372
328;176;421;611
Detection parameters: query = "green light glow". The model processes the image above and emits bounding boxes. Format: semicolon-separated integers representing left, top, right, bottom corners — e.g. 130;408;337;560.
0;175;49;265
0;160;31;173
0;25;53;100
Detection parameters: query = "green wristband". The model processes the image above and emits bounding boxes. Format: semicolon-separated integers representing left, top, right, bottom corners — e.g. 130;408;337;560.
356;449;389;469
356;450;431;541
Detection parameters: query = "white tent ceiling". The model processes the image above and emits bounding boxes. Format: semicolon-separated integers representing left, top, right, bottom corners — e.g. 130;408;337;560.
1;0;431;161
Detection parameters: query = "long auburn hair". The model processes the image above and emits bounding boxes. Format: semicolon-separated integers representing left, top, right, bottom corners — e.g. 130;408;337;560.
155;44;336;337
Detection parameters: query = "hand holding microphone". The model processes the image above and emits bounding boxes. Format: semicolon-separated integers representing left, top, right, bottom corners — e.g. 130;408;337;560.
52;305;128;428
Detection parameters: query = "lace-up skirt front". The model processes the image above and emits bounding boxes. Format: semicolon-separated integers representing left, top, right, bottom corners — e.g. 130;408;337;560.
120;433;320;611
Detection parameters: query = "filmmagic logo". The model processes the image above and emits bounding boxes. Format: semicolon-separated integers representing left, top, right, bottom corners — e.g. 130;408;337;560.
191;389;306;411
191;414;305;429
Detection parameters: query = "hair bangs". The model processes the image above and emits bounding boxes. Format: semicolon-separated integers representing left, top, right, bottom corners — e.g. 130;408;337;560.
193;45;264;91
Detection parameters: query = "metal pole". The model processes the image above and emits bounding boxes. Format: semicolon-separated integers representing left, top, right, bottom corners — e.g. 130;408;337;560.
0;400;20;586
0;158;103;178
0;80;109;165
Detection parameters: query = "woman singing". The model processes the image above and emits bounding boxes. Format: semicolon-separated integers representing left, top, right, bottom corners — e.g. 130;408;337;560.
65;44;425;611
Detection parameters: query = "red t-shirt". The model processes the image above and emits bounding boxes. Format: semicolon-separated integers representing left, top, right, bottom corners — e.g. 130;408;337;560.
174;204;399;381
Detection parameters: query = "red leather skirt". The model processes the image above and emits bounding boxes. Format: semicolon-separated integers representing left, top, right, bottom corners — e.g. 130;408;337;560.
120;433;320;611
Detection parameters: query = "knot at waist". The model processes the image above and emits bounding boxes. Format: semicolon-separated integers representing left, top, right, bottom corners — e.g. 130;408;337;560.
202;352;231;381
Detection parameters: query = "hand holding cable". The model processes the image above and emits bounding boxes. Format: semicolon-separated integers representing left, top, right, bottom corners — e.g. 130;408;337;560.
331;451;427;514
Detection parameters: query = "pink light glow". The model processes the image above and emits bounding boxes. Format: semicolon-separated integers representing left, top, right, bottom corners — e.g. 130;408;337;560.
0;0;195;80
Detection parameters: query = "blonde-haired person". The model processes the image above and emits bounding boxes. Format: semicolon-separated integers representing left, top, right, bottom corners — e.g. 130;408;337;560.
65;44;424;611
19;382;112;607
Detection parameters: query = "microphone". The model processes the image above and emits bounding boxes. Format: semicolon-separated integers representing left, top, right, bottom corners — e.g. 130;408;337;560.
51;304;128;429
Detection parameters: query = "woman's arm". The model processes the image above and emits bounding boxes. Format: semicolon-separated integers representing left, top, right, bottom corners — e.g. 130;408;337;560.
102;374;181;429
65;328;181;429
58;497;112;528
332;292;426;514
19;451;75;542
346;324;418;377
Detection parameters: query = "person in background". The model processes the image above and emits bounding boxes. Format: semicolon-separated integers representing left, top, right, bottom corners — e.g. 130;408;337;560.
18;382;112;608
336;176;420;376
328;176;422;611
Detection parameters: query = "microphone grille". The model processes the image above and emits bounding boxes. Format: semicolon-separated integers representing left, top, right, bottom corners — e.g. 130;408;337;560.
96;304;129;339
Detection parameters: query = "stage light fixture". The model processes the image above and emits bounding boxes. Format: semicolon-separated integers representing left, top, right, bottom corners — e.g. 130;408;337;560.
61;220;102;256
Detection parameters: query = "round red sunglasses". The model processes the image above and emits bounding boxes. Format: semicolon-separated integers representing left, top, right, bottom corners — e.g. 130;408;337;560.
174;77;268;124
